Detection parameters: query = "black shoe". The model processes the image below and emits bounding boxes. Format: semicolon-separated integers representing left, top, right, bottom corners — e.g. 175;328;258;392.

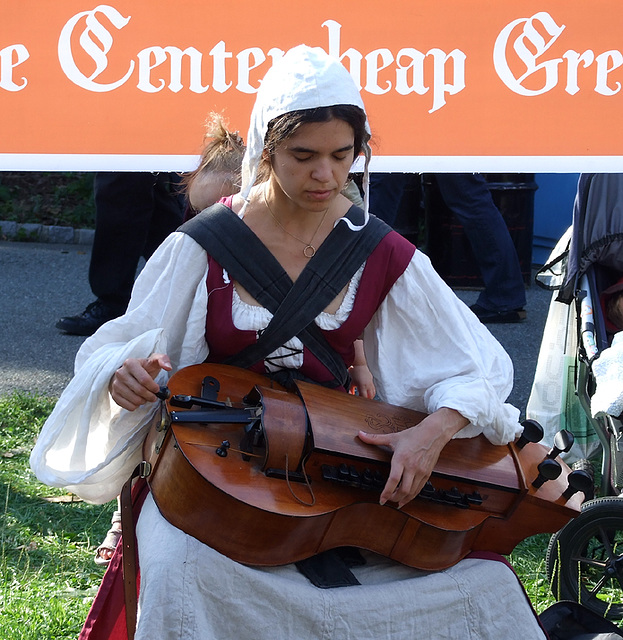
470;303;527;324
56;300;123;336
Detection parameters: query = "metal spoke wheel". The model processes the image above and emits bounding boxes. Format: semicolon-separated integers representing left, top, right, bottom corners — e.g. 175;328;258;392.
547;497;623;620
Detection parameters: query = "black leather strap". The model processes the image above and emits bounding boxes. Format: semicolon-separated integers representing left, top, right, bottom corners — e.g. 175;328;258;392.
295;547;366;588
180;204;390;388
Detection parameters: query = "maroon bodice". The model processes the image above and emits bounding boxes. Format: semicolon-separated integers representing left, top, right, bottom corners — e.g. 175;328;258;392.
204;228;415;387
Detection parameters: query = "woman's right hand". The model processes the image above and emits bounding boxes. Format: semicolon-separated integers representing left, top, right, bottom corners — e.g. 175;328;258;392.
109;353;172;411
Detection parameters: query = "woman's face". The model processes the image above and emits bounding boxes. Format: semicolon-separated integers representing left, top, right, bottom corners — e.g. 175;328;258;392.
268;118;355;212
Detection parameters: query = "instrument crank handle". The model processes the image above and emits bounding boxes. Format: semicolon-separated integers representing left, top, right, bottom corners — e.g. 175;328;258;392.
155;387;252;412
156;386;171;400
515;420;544;450
532;458;562;489
155;385;220;407
546;429;575;460
562;469;593;501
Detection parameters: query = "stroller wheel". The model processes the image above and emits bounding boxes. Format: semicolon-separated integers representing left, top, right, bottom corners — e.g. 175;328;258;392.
547;497;623;620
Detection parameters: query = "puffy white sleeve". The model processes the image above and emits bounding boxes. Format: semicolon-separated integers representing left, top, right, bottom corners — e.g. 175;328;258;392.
30;232;210;504
363;250;521;445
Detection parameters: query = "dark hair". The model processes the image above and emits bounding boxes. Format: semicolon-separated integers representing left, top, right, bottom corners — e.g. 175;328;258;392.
264;105;368;162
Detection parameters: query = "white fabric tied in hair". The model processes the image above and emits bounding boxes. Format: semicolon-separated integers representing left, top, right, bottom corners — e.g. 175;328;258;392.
240;44;372;230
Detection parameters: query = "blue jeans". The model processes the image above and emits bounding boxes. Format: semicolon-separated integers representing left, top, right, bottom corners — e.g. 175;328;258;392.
435;173;526;312
369;173;407;226
369;172;526;312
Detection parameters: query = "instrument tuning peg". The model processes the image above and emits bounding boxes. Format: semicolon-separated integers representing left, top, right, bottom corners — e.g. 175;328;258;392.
562;469;593;501
515;419;544;450
532;458;562;489
215;440;231;457
547;429;575;459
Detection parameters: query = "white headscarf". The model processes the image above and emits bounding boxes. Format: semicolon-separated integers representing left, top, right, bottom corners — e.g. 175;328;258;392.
240;45;372;230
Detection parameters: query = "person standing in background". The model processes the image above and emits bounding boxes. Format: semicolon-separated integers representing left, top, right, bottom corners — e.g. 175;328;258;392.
56;171;185;336
434;173;526;323
370;172;527;323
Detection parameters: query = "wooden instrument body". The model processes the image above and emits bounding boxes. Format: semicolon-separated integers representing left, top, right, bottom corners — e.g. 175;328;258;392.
143;364;582;571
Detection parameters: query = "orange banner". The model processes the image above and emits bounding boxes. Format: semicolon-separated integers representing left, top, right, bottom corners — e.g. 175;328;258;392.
1;1;623;171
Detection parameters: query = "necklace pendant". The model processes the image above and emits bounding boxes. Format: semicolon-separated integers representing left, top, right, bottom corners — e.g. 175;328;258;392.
303;245;316;258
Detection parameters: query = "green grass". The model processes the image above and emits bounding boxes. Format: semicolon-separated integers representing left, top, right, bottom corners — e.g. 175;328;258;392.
0;172;96;230
0;391;594;637
0;393;114;639
508;534;557;614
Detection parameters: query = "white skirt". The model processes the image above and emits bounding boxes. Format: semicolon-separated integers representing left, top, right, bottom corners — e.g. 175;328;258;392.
135;493;546;640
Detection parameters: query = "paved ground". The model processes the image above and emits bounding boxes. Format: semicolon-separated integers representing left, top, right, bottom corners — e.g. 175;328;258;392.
1;241;92;397
0;240;553;417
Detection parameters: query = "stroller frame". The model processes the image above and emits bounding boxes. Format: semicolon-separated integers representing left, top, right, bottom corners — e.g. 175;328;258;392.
535;174;623;620
575;267;623;498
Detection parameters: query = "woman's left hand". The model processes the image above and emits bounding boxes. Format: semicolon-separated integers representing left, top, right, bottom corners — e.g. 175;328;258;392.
349;364;376;399
357;408;469;509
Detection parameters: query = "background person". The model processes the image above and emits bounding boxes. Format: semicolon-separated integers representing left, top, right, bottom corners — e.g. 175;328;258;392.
435;173;527;323
602;277;623;333
369;172;527;323
56;171;185;336
182;112;246;217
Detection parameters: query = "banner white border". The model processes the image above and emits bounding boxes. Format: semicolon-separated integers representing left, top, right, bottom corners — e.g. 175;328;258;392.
1;154;622;173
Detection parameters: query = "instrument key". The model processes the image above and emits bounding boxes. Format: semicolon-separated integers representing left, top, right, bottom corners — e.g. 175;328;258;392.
562;469;593;501
532;458;562;488
515;419;544;450
546;429;575;460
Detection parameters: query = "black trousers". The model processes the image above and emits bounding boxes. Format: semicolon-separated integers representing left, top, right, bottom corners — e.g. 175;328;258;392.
89;172;184;311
